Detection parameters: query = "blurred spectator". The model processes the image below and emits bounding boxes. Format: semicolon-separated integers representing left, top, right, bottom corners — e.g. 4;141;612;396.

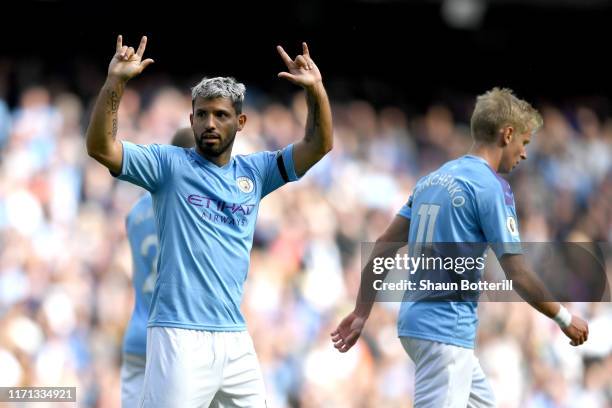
0;66;610;407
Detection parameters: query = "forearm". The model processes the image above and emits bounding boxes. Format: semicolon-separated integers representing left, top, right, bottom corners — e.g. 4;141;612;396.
86;76;125;163
354;240;403;318
354;257;378;318
510;268;560;318
304;81;333;155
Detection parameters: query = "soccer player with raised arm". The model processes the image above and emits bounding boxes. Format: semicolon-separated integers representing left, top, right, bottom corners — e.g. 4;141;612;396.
120;128;194;408
332;88;588;407
86;35;332;407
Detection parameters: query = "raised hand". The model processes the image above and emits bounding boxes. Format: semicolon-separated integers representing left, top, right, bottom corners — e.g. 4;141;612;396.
277;42;322;89
330;311;366;353
108;35;154;82
562;315;589;346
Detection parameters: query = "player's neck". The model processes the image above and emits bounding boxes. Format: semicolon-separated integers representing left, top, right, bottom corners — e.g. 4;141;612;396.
468;143;502;173
196;147;233;167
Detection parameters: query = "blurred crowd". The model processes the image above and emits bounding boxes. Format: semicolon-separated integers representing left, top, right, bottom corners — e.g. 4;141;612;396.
0;72;611;407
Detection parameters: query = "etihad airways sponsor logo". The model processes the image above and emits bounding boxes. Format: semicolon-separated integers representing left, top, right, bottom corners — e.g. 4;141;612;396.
200;210;249;227
186;194;256;215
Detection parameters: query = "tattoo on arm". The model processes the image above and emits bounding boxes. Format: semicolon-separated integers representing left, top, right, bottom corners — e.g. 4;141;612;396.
305;93;320;143
111;117;118;140
107;90;120;140
110;91;119;112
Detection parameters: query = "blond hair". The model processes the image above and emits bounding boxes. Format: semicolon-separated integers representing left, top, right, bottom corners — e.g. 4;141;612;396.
470;88;543;142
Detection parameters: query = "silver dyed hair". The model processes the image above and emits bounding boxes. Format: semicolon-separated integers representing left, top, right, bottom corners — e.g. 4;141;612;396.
191;77;246;114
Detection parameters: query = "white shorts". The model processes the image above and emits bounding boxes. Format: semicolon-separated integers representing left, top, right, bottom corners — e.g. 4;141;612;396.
120;353;146;408
140;327;267;408
400;337;495;408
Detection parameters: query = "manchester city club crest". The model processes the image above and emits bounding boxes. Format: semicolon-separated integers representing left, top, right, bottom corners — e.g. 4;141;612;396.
236;176;254;193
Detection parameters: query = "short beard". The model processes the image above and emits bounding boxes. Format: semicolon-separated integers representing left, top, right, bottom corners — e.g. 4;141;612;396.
196;133;236;157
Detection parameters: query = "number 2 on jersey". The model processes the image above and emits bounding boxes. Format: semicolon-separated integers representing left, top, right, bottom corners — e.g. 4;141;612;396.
141;234;159;293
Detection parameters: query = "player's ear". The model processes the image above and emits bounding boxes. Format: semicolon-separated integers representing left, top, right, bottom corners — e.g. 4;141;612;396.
501;126;513;146
190;112;194;126
237;113;247;131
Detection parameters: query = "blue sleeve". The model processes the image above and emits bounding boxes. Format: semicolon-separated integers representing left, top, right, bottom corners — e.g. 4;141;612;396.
115;141;169;192
252;144;299;198
397;195;413;220
476;181;522;258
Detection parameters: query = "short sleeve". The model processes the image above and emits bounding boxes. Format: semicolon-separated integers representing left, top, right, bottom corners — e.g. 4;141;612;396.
397;195;413;220
250;144;299;198
115;141;169;192
476;180;522;257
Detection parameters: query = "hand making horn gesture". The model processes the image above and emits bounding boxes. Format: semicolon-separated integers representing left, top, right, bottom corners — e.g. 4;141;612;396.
276;42;322;89
108;35;155;82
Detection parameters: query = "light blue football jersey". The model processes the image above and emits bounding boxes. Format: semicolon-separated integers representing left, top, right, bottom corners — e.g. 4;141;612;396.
116;142;298;331
397;155;522;349
123;193;157;356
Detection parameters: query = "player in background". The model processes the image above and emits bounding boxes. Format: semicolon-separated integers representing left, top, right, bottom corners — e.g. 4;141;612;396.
86;35;332;407
332;88;589;407
120;128;194;408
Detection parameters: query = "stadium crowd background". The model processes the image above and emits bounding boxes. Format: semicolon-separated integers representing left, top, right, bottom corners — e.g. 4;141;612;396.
1;1;611;407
